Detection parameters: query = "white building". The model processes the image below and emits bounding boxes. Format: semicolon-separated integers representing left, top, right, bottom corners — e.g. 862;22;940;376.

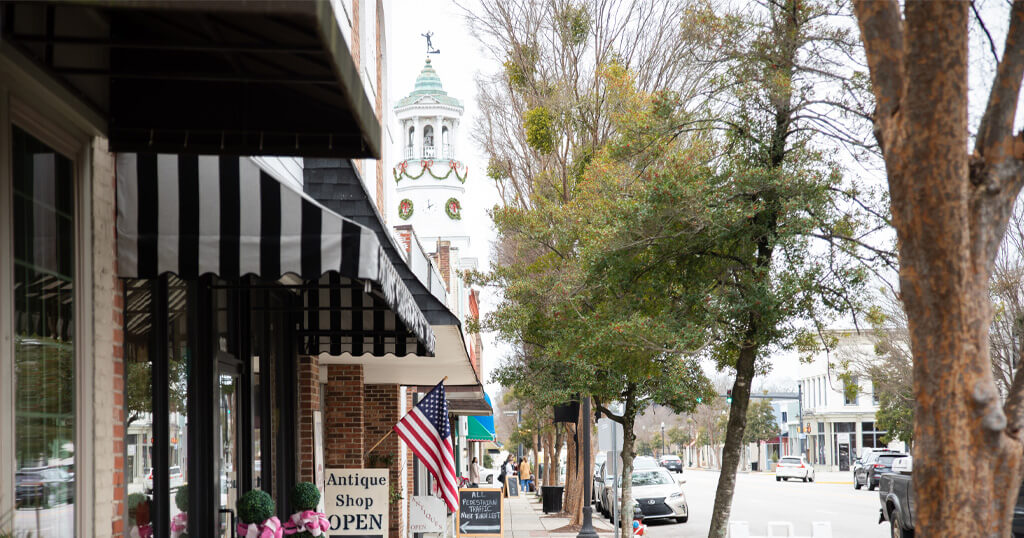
798;330;906;472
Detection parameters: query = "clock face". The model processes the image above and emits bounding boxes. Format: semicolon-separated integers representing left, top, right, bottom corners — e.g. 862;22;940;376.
425;200;436;213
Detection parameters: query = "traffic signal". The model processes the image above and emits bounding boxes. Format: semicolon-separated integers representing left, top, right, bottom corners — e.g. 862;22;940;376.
725;390;733;404
696;397;702;403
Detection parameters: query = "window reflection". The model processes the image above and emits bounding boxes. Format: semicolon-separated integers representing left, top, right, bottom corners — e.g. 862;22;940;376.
12;126;76;536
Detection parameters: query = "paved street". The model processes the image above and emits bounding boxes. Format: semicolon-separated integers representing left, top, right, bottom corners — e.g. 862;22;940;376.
597;470;888;538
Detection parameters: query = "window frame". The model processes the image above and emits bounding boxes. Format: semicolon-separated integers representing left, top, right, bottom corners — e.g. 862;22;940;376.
1;89;95;536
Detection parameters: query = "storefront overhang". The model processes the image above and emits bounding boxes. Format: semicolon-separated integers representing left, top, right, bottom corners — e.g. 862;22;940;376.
1;0;380;158
116;153;434;356
303;160;489;399
467;397;495;441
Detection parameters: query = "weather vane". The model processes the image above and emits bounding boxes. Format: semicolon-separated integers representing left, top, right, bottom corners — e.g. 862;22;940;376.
422;31;441;54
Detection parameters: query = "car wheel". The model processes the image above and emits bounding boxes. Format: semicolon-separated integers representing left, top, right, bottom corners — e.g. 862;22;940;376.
776;477;781;482
890;510;914;538
677;516;688;523
802;476;808;483
809;474;815;483
869;481;877;491
855;477;862;490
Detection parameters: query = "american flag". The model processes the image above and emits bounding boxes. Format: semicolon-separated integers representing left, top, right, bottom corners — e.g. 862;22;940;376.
393;381;458;511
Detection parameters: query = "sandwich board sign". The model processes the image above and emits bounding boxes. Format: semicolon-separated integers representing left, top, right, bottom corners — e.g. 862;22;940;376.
410;495;446;534
323;468;389;537
457;488;503;537
504;475;519;497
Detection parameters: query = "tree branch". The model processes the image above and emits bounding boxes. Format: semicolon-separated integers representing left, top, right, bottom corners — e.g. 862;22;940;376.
975;0;1024;165
852;0;905;153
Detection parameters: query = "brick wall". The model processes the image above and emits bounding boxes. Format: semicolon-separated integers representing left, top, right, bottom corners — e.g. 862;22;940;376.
435;241;451;291
92;137;120;538
364;384;404;538
297;356;321;483
324;364;365;467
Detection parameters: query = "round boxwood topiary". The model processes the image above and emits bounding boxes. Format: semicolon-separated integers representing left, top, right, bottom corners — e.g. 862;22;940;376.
237;489;275;525
175;485;189;513
291;482;320;512
127;493;148;526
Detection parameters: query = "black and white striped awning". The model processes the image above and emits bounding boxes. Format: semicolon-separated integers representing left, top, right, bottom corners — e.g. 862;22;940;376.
116;153;434;355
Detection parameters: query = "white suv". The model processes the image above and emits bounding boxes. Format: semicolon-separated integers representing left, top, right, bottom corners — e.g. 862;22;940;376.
774;456;815;483
144;466;185;493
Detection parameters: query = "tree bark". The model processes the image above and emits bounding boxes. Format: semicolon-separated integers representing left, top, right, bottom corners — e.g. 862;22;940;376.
618;384;638;536
708;339;759;538
852;1;1024;536
567;406;585;526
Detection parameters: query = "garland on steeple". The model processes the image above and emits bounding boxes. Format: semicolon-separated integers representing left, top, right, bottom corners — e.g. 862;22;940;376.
393;159;468;183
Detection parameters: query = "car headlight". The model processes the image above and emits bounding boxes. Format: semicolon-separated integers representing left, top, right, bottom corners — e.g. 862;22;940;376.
670;491;683;499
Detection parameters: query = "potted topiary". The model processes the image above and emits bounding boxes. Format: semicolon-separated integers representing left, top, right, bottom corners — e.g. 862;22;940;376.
283;482;329;536
170;486;188;537
236;489;282;538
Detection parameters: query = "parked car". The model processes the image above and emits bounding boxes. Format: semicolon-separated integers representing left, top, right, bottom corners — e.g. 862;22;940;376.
601;467;688;524
15;466;74;507
774;456;815;482
144;465;185;494
480;468;498;485
879;457;1024;538
659;454;683;473
853;449;897;488
856;452;907;491
594;461;616;512
633;456;660;469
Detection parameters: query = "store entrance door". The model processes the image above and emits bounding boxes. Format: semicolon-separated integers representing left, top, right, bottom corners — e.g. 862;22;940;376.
217;358;241;537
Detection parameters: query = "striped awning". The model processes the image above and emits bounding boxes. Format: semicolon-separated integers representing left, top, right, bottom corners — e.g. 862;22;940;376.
116;153;434;355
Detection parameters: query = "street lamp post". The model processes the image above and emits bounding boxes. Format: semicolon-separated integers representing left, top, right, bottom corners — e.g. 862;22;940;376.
576;396;599;538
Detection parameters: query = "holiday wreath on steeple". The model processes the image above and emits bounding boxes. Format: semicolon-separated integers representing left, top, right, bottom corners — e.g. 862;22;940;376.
393;159;468;183
398;199;414;220
445;198;462;220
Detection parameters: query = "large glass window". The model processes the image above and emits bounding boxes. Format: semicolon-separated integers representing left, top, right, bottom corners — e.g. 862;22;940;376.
12;126;76;536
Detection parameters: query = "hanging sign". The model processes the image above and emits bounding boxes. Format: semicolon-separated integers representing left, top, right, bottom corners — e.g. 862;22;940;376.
409;495;446;534
324;468;389;537
457;488;503;537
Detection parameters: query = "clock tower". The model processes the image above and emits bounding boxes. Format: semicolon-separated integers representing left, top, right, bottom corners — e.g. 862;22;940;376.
391;56;470;251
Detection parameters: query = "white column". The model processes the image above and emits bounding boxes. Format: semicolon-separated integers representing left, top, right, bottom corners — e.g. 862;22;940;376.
451;119;459;159
413;116;422;159
434;116;442;158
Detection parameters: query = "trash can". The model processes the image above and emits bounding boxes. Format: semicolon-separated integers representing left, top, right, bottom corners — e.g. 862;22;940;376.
751;462;758;472
541;486;564;514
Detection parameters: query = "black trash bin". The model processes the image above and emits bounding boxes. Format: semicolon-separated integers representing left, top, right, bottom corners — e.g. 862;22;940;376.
541;486;564;514
751;462;758;472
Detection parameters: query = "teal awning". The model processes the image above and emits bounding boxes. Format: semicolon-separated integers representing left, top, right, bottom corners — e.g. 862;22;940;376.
467;394;495;441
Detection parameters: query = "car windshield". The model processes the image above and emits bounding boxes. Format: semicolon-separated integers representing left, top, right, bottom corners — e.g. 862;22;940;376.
632;470;673;486
780;458;801;464
634;458;659;469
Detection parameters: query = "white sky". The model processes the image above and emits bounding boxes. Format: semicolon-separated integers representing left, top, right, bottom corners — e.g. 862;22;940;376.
386;0;509;396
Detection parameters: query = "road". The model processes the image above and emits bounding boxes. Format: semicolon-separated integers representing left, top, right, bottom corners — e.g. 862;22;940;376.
597;469;888;537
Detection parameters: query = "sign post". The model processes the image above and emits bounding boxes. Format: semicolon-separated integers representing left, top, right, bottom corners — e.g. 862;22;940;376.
457;488;503;537
323;468;389;537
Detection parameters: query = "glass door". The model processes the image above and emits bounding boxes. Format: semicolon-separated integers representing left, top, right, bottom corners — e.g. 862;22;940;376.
217;360;240;538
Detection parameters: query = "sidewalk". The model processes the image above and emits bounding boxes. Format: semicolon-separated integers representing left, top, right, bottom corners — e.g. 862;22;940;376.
504;492;617;537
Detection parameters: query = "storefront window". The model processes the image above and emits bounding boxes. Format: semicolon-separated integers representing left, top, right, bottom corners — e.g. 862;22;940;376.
12;126;76;536
167;277;190;523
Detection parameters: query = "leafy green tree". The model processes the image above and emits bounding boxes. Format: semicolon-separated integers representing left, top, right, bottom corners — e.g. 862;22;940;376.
743;400;781;469
667;426;692;453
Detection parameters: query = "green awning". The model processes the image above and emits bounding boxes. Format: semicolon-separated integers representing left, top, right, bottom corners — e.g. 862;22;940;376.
467;415;495;442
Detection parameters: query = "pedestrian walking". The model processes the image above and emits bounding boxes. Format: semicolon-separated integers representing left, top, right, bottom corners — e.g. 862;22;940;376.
518;457;533;492
470;457;480;487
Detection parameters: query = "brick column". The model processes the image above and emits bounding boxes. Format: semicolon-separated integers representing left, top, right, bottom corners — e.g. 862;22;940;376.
297;356;321;483
324;364;365;467
364;384;404;538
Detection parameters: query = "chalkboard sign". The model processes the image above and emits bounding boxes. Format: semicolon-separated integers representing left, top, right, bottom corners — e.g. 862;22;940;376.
457;488;504;537
504;475;519;497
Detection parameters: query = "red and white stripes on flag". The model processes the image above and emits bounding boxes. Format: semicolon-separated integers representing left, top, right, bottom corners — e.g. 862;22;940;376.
393;381;458;512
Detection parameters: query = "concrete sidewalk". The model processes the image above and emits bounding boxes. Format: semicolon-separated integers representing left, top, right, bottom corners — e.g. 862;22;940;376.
504;492;617;537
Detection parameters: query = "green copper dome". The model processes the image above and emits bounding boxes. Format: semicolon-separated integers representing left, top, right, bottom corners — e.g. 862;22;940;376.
397;57;463;109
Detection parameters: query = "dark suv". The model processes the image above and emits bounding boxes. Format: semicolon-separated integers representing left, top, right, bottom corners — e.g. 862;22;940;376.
659;454;683;473
856;452;907;490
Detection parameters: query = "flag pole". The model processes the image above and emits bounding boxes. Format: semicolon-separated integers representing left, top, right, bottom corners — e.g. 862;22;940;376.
367;376;448;454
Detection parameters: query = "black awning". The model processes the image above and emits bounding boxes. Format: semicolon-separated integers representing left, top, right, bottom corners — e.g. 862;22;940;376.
1;1;379;158
116;153;434;356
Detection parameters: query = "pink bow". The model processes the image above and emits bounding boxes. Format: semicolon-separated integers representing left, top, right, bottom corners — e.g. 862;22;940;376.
283;510;330;536
170;512;188;537
237;516;284;538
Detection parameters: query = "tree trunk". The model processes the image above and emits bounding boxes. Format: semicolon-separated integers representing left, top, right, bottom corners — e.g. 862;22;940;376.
618;385;638;536
708;340;759;538
555;425;565;486
851;1;1024;536
568;406;585;526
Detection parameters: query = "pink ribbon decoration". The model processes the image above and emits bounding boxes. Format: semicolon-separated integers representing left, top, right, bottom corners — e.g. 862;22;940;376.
237;516;284;538
283;510;330;536
170;512;188;538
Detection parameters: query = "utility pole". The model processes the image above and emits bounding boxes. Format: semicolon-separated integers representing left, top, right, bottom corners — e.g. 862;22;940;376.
576;396;598;538
797;383;804;457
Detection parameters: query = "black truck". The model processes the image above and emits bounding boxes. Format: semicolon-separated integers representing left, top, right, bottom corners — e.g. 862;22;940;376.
879;457;1024;537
